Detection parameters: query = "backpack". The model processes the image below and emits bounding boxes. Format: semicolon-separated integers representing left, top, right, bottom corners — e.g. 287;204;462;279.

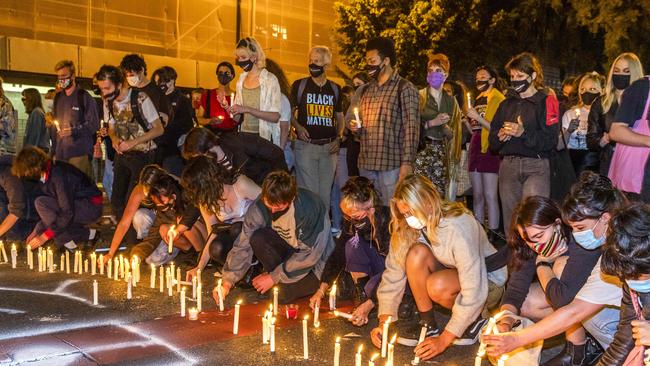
108;89;151;132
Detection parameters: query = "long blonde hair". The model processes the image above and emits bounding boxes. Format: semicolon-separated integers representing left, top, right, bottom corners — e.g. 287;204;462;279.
389;175;469;254
602;52;644;113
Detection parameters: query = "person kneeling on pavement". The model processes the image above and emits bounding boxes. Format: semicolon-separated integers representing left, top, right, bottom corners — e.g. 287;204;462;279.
309;176;389;326
215;170;334;305
0;155;40;241
370;174;507;361
130;174;205;264
12;146;102;250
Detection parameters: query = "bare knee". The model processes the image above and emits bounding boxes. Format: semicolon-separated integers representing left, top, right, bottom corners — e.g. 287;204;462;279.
425;272;457;305
405;244;432;270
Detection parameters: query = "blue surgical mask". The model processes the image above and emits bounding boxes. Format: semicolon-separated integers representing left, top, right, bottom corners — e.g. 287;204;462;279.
626;278;650;293
572;216;606;250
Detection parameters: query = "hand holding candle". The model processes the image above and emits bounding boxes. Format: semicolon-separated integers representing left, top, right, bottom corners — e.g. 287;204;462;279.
381;316;392;358
412;325;428;365
216;279;225;311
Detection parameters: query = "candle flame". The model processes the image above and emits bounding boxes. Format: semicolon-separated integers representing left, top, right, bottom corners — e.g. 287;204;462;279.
304;315;309;320
390;333;397;344
386;315;392;324
236;299;243;305
335;336;341;343
274;287;278;293
371;353;379;361
357;344;363;354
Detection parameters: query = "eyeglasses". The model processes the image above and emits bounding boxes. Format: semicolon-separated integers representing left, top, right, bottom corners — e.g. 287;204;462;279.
236;37;256;52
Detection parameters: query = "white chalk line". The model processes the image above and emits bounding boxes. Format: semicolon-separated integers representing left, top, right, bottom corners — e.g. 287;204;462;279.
0;286;105;309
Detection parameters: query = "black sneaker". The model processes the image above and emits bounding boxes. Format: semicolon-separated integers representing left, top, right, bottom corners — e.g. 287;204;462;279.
398;321;441;346
453;317;488;345
398;291;416;320
541;335;603;366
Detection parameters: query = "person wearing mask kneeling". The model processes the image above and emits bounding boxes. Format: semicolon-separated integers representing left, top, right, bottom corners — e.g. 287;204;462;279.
370;174;507;360
215;171;334;305
13;146;102;250
485;172;625;364
309;177;390;326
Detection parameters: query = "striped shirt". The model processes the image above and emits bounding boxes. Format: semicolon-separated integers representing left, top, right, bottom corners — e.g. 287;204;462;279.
346;71;420;171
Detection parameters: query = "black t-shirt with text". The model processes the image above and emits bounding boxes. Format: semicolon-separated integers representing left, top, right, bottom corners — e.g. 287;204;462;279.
290;78;342;140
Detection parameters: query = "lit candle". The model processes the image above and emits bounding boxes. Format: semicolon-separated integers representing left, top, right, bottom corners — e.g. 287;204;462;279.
114;257;119;280
60;254;64;273
93;279;98;305
78;251;83;274
387;334;397;366
99;254;104;275
270;317;276;353
0;241;6;263
188;307;198;320
217;279;225;311
369;353;379;366
303;315;309;359
159;266;164;293
170;262;175;281
167;268;173;297
180;288;186;317
176;268;181;292
273;287;279;316
90;252;96;276
314;302;320;328
84;259;88;274
575;108;581;118
10;244;16;269
233;299;242;334
333;336;341;366
65;250;70;274
412;325;428;365
54;120;61;133
467;92;472;108
474;351;484;366
134;256;140;283
333;310;353;320
355;344;363;366
197;282;203;312
27;246;33;270
72;250;77;273
106;255;111;278
192;276;197;298
353;107;362;128
119;254;124;278
150;264;156;288
48;249;54;272
497;355;509;366
230;92;235;107
329;283;337;310
381;316;391;358
127;273;132;299
168;225;175;254
262;311;270;344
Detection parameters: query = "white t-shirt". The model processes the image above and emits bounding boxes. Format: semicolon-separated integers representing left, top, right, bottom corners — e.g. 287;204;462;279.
574;257;622;306
105;89;160;152
280;94;292;122
561;106;590;150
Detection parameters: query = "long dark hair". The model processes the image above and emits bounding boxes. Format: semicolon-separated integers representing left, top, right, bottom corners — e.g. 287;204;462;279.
22;88;43;114
601;203;650;280
148;174;185;214
181;155;236;216
508;196;571;270
181;127;221;160
475;65;506;92
265;58;291;98
562;171;627;222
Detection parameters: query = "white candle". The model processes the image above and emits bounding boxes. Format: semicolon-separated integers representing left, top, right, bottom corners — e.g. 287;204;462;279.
72;250;77;273
168;225;175;254
84;259;88;274
314;303;320;328
230;92;235;107
270;317;276;353
180;288;186;317
233;299;242;334
262;311;269;344
497;355;509;366
37;247;41;271
474;352;484;366
150;264;156;288
167;268;173;297
387;334;396;366
170;262;175;281
106;255;111;278
188;307;198;320
355;344;363;366
99;254;104;275
412;325;428;365
78;251;83;274
467;92;472;108
303;315;309;359
90;252;96;275
93;280;98;305
48;249;53;272
177;268;181;292
119;254;124;278
333;310;353;319
60;254;64;273
0;241;7;263
133;256;140;283
329;283;337;310
333;337;341;366
192;276;197;298
217;279;225;311
10;244;16;268
54;120;61;132
114;257;119;280
127;273;132;299
159;266;164;293
273;287;279;316
197;282;203;312
381;316;391;358
28;246;33;270
353;107;362;128
369;353;379;366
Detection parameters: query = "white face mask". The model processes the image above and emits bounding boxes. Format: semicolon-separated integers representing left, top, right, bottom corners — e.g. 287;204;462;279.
405;215;425;230
126;75;141;87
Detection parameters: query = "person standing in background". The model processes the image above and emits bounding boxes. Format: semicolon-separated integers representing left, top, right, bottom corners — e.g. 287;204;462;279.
21;88;50;152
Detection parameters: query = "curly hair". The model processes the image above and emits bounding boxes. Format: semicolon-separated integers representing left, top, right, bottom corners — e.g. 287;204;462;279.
562;171;627;222
601;203;650;280
181;155;236;216
13;146;49;179
508;196;571;270
148;174;185;213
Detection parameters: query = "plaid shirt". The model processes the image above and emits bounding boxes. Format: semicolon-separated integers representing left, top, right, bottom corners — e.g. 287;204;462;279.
346;71;420;171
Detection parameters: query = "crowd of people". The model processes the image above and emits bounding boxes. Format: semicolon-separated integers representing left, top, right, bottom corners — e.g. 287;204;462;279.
0;34;650;365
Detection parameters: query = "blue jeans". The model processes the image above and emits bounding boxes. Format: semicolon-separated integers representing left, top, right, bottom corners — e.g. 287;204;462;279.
102;159;114;201
330;148;348;231
294;140;337;214
582;305;620;349
359;167;400;204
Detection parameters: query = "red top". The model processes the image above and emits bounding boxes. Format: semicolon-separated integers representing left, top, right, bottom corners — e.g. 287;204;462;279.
200;89;239;131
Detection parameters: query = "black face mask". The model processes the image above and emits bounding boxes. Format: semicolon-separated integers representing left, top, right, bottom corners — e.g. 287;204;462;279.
104;88;120;102
581;92;599;105
511;78;531;93
612;74;631;90
476;80;490;92
92;87;101;96
270;206;290;221
217;73;233;85
158;83;168;94
236;59;254;72
308;63;325;78
365;59;385;80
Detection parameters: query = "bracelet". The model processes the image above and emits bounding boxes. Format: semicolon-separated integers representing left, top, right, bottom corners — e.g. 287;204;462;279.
536;261;553;269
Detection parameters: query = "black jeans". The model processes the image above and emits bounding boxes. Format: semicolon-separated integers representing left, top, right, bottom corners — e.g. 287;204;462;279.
111;150;154;220
33;196;102;248
209;222;242;267
249;227;319;304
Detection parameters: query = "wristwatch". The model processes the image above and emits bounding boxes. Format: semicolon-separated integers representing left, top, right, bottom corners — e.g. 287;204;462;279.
536;261;553;269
